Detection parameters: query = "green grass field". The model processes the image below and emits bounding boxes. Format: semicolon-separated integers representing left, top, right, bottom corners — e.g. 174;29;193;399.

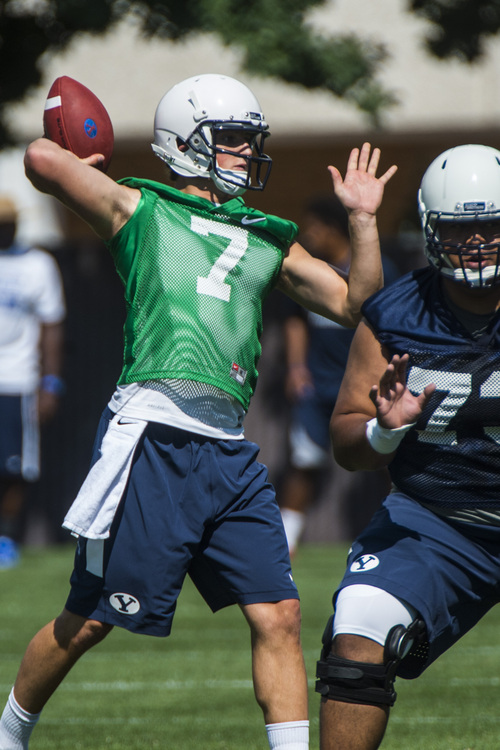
1;542;499;749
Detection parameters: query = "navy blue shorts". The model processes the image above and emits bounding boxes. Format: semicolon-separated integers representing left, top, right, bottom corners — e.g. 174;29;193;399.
293;389;333;452
0;394;39;481
334;491;500;678
66;410;298;637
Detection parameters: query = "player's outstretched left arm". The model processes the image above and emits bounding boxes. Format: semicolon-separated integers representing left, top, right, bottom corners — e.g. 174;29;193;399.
277;143;397;327
331;143;397;322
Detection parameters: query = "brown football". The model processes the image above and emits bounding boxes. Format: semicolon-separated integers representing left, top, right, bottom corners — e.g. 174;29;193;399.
43;76;114;171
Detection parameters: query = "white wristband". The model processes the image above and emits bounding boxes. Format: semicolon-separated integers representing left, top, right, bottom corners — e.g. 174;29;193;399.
365;417;415;454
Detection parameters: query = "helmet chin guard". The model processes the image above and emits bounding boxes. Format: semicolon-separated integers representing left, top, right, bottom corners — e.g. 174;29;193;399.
152;74;272;196
418;144;500;288
212;167;248;197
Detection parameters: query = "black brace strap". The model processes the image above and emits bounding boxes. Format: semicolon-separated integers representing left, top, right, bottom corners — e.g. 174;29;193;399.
316;654;397;706
315;614;426;708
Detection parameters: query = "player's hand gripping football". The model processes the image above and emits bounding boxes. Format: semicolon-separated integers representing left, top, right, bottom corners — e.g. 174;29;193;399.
80;153;108;170
369;353;436;430
328;142;397;217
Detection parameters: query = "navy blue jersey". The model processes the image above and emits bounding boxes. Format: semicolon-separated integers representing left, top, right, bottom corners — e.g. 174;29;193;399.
283;257;400;403
305;312;354;402
281;296;354;404
362;268;500;509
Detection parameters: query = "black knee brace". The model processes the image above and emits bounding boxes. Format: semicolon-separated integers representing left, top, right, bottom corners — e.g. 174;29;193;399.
315;614;426;708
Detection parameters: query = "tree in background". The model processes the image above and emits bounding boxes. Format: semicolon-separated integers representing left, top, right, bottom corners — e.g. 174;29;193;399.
412;0;500;61
0;0;497;148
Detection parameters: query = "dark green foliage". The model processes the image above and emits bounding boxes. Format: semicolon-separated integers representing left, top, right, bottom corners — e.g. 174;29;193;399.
0;0;390;148
411;0;500;62
0;0;495;148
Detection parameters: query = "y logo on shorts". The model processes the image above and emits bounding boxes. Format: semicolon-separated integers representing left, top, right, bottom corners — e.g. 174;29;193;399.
109;592;141;615
350;554;380;572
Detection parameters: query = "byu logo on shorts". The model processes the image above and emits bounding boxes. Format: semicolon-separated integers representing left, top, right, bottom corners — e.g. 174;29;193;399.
350;554;380;572
109;592;141;615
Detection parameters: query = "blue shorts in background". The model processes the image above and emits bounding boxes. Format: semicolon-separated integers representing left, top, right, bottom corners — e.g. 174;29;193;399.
0;393;39;481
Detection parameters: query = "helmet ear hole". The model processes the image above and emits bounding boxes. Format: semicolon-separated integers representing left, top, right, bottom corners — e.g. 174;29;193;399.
176;138;189;153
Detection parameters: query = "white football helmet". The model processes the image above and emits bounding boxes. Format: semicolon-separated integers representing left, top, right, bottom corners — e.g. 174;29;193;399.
152;73;272;196
418;144;500;287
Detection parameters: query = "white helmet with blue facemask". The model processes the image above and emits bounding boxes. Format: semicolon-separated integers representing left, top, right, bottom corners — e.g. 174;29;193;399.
152;73;272;197
418;144;500;288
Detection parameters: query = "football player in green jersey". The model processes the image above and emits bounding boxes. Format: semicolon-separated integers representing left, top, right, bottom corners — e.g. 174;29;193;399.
0;74;396;750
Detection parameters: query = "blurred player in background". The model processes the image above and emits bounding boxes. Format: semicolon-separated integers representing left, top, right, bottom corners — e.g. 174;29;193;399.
279;195;399;556
0;73;396;750
316;144;500;750
0;195;65;569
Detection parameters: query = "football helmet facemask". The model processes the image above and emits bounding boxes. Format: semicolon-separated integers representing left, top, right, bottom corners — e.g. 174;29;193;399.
418;144;500;288
152;74;272;196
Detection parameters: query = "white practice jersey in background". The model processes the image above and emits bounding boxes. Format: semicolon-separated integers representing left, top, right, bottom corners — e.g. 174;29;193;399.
0;246;65;393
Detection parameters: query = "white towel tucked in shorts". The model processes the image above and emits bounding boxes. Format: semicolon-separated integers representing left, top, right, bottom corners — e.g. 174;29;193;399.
63;414;148;539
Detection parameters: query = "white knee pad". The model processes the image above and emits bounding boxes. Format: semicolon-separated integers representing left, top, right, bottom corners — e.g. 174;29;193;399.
333;584;418;646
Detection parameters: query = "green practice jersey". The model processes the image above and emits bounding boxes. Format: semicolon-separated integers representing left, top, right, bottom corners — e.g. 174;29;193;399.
106;178;298;411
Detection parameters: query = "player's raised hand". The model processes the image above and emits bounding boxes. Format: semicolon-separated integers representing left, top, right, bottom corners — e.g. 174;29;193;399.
328;143;397;216
368;353;436;429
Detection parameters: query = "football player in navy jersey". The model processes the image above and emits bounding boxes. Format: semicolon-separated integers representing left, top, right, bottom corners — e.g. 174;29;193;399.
316;143;500;750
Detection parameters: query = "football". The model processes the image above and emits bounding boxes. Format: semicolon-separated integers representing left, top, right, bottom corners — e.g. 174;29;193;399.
43;76;114;171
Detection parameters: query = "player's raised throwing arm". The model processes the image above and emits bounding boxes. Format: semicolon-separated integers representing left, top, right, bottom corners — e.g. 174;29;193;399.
277;143;397;327
24;138;140;240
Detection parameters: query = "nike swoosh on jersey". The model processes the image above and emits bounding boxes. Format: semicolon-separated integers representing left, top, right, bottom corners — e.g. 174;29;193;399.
241;215;266;225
